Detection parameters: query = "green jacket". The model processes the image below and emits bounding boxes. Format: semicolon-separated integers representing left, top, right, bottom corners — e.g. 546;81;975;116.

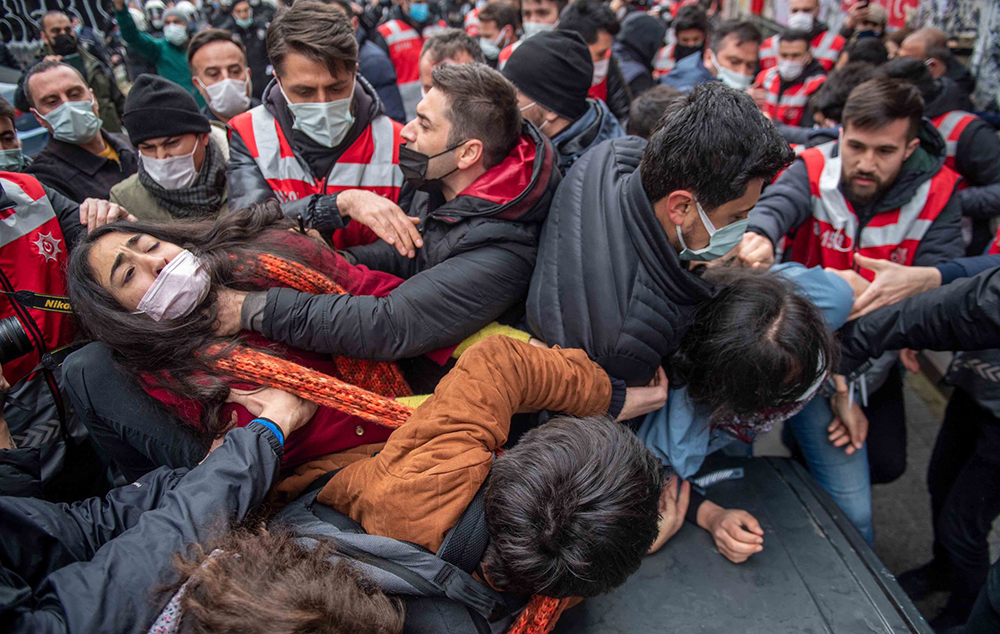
115;8;205;108
109;124;229;220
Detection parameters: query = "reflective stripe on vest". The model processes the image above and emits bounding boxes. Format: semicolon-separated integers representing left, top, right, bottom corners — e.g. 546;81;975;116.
378;19;422;84
759;30;844;72
653;44;675;79
931;110;977;170
789;142;961;279
760;68;826;127
231;105;404;203
497;40;522;71
464;7;480;36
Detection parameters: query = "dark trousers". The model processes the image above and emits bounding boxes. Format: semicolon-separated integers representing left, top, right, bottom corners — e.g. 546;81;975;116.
928;388;1000;622
62;343;206;482
956;556;1000;634
864;366;908;485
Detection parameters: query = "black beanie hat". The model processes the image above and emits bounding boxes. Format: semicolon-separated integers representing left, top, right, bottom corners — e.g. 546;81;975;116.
123;74;211;144
502;31;593;122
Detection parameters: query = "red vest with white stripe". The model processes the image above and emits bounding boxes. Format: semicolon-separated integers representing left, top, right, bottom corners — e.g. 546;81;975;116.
377;18;447;87
0;173;75;385
759;30;845;73
788;142;961;280
464;7;480;36
228;106;405;249
653;44;675;79
931;110;977;172
758;66;826;127
497;39;522;70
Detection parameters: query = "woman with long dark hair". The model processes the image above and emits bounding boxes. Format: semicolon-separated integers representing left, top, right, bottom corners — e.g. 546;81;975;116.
66;201;410;473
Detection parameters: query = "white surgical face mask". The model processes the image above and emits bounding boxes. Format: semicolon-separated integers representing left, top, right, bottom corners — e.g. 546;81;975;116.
480;30;505;59
197;76;252;118
134;249;211;321
676;198;749;262
786;11;814;32
36;99;103;145
710;50;753;90
522;21;555;38
777;59;805;81
163;23;189;45
279;81;356;148
0;148;25;172
591;57;610;86
141;142;200;189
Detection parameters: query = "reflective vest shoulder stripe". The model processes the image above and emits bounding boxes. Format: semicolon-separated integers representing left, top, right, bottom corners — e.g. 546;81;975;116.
0;173;57;248
761;69;826;125
229;107;403;201
497;40;522;71
931;110;977;167
378;19;423;84
792;142;961;276
759;35;777;70
464;7;479;36
653;44;675;78
811;30;845;71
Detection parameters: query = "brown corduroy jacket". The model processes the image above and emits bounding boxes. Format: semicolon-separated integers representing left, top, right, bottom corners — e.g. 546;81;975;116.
276;336;613;552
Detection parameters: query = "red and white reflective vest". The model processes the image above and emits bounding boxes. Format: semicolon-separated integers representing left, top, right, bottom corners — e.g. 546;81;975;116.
931;110;978;172
788;142;961;279
0;173;75;385
464;6;480;36
988;224;1000;255
759;30;845;73
377;18;447;90
588;49;613;103
653;44;675;79
228;106;405;249
497;39;523;70
757;66;826;127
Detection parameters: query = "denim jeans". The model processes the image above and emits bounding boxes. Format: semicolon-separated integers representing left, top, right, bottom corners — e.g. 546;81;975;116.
786;396;875;545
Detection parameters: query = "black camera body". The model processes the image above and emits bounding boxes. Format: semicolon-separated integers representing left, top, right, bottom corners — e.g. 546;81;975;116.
0;316;33;366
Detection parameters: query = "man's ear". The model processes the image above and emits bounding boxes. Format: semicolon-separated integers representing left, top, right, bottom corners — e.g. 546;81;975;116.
31;108;51;132
456;139;484;169
201;132;211;147
903;135;920;161
661;190;697;227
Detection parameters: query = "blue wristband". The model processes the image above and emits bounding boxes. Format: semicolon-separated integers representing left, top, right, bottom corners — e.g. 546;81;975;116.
253;418;285;446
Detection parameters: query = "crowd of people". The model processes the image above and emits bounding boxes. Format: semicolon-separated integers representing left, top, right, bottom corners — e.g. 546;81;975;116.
1;0;999;632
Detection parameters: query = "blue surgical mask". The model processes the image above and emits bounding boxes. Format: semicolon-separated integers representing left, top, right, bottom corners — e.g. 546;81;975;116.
279;81;356;148
35;99;103;145
522;21;555;38
408;1;429;22
234;14;253;28
0;148;24;172
676;198;748;261
163;23;189;46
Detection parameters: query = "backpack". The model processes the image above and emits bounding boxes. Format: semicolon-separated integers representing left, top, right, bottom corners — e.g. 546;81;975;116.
273;474;528;634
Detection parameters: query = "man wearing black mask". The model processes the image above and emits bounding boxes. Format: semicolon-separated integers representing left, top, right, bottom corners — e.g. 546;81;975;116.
216;63;561;363
15;11;125;132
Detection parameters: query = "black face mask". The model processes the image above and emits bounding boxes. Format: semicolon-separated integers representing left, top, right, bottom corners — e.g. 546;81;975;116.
673;43;704;62
398;141;466;192
51;33;78;56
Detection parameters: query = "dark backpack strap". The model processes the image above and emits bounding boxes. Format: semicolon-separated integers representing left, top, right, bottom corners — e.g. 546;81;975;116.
436;475;490;574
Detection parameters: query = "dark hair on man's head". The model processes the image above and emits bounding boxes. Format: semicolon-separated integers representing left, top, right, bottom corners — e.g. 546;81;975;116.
322;0;356;17
887;26;912;47
673;5;709;34
23;60;88;108
925;43;952;64
186;28;247;68
877;57;935;101
483;415;663;599
709;20;762;53
843;37;888;66
479;1;520;31
842;77;924;140
0;96;16;128
557;0;619;45
809;62;877;124
671;268;836;424
266;0;358;78
640;81;793;209
780;28;812;46
627;84;684;139
420;28;486;65
172;528;405;634
431;63;520;169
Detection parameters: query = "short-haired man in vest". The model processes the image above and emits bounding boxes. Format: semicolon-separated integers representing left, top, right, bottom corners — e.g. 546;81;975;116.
879;58;1000;255
753;29;827;128
227;0;411;251
740;78;964;534
217;63;560;365
758;0;845;73
377;0;448;121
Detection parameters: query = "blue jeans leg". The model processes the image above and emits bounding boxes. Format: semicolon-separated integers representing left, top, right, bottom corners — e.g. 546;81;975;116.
788;396;875;545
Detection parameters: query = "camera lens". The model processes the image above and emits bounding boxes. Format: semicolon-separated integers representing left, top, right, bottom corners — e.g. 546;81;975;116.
0;316;32;365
